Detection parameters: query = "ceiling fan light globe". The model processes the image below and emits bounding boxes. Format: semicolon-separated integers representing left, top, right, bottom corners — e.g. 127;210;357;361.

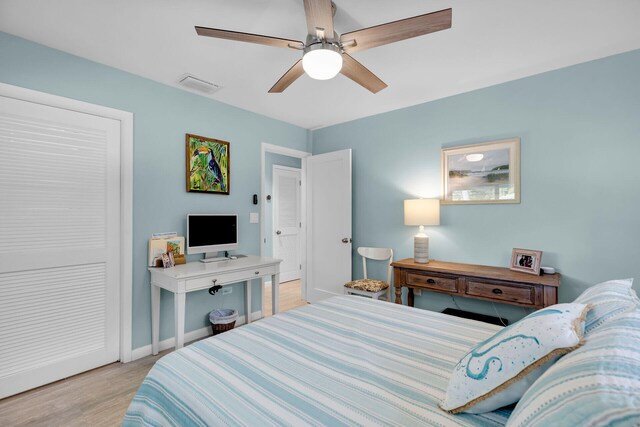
302;48;343;80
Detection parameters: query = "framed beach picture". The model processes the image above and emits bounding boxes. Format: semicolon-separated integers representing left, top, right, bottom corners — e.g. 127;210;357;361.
186;133;230;194
441;138;520;204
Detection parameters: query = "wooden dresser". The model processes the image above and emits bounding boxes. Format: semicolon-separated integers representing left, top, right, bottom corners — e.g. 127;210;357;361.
391;259;560;309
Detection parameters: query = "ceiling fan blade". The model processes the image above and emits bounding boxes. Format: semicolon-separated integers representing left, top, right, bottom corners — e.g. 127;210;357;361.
303;0;334;39
340;54;387;94
195;26;304;50
269;60;305;93
340;8;451;53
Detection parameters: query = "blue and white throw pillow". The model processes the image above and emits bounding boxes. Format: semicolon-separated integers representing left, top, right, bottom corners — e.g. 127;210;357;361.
440;303;589;414
506;308;640;427
573;278;639;334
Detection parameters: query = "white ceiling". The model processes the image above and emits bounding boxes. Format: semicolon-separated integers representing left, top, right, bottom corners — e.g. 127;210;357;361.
1;0;639;129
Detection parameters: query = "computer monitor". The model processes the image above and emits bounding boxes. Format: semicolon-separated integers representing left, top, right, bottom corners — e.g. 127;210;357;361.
187;214;238;259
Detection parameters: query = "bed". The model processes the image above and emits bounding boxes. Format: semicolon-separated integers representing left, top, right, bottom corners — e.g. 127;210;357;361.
124;296;515;426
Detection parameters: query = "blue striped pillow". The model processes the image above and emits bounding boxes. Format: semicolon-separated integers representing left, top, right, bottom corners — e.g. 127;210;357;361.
573;279;639;334
506;309;640;427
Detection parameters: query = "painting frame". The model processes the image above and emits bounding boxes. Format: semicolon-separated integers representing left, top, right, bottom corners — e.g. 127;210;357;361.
441;138;520;204
510;248;543;276
186;133;230;195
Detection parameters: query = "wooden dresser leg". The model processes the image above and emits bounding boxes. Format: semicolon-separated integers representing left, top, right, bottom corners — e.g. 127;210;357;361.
394;286;403;304
408;288;415;307
543;286;558;307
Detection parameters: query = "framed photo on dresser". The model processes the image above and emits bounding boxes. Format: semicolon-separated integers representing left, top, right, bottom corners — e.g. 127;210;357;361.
510;248;543;275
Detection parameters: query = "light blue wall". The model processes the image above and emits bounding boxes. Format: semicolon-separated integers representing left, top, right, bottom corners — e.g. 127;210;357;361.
3;29;639;343
312;49;640;323
264;153;302;257
0;32;308;350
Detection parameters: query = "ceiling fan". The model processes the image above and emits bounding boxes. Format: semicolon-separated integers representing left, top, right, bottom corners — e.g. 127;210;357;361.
195;1;452;93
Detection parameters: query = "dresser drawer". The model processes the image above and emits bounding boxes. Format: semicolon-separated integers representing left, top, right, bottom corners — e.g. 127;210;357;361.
465;280;538;305
185;265;277;291
406;272;457;293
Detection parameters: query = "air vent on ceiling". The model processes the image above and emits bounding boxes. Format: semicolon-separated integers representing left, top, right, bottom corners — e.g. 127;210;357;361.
178;74;221;94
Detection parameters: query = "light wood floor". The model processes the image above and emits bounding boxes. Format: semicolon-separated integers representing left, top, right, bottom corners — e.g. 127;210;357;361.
0;280;307;426
263;278;307;316
0;350;164;427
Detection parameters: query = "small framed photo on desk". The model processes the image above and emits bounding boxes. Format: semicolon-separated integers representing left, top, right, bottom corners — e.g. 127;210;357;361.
161;251;175;268
510;248;542;275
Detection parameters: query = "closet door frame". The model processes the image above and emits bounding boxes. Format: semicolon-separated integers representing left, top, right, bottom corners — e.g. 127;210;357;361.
0;82;134;363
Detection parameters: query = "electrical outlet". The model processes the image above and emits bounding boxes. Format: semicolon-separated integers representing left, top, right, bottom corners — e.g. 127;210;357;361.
413;289;422;296
222;287;232;295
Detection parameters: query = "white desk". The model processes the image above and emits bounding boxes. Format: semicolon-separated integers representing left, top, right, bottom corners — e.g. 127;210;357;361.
149;255;282;354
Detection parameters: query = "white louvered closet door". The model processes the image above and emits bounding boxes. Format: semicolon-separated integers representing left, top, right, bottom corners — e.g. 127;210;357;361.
0;95;120;399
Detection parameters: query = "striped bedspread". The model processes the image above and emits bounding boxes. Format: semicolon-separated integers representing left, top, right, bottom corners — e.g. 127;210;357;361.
124;296;513;426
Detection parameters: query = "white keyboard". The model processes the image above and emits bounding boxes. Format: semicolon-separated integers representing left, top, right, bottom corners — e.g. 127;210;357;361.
200;257;229;263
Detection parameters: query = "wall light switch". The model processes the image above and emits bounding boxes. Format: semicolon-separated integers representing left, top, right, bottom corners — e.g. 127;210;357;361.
249;212;259;224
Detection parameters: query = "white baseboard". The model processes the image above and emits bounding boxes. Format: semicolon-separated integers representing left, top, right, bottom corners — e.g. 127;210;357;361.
130;310;263;361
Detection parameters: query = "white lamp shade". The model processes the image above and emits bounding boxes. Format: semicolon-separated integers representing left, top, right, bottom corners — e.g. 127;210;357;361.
302;48;343;80
404;199;440;226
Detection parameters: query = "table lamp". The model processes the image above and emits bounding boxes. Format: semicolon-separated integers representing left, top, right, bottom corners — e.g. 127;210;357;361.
404;199;440;263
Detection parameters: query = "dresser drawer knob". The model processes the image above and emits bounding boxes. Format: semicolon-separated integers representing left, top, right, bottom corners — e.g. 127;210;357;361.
255;271;260;275
426;279;436;284
492;288;503;295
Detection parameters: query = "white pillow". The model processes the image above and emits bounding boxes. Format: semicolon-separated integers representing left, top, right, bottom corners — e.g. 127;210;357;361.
440;303;589;414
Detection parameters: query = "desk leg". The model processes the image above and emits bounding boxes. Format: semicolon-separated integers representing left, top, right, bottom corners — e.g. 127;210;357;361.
174;292;186;350
394;286;403;305
272;273;280;315
245;281;252;324
151;284;160;355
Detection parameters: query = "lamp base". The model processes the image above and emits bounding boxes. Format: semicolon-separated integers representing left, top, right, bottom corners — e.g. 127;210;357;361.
414;235;429;264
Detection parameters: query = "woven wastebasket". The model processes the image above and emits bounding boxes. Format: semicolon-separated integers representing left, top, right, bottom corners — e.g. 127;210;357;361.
209;308;238;335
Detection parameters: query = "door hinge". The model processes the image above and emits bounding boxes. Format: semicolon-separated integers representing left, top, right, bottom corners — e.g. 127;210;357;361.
299;222;302;228
264;238;266;243
300;264;302;270
299;180;301;186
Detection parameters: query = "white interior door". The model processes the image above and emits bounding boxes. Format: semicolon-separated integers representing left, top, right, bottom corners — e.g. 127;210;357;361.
0;95;121;399
306;149;352;303
273;165;301;283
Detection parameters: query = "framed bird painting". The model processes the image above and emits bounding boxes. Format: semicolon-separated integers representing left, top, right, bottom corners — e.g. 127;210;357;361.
186;134;230;195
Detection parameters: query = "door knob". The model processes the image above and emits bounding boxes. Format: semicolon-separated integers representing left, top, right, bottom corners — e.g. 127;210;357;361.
341;237;352;243
276;230;282;235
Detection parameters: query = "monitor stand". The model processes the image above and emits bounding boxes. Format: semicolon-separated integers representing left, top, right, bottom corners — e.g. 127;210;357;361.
200;251;229;263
